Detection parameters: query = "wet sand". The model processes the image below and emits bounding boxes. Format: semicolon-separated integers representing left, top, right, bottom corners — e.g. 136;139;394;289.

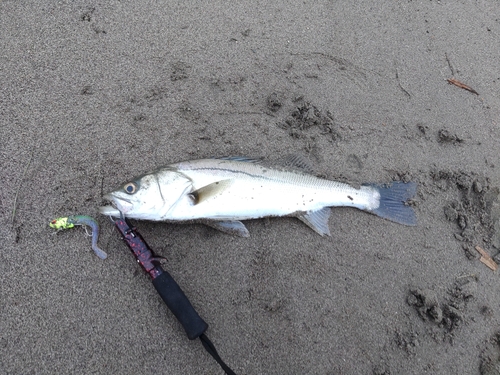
2;2;500;374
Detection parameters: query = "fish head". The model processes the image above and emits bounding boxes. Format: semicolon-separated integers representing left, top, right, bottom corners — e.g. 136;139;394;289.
99;168;192;220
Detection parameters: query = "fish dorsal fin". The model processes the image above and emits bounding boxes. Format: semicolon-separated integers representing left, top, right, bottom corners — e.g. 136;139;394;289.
297;207;331;236
216;155;314;173
216;156;262;163
189;179;233;204
202;220;250;237
279;154;315;174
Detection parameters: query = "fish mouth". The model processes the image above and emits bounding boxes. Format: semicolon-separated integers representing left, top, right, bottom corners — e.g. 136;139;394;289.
99;194;133;217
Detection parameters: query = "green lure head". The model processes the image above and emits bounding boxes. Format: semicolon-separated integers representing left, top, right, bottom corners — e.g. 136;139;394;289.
49;217;75;230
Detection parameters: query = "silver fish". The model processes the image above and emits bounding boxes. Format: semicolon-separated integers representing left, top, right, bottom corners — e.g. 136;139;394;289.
99;156;417;237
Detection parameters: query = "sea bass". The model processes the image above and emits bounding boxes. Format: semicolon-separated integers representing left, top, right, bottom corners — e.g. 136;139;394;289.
99;157;417;237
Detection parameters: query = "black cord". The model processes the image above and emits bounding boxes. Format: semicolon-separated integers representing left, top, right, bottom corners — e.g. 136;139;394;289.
199;333;237;375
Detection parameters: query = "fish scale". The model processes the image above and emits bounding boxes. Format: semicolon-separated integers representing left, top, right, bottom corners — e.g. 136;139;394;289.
169;159;378;216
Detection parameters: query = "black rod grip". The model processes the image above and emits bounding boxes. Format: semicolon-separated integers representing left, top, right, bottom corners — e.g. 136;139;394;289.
152;271;208;340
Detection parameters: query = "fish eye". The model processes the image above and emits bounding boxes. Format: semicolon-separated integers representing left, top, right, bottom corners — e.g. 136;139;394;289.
123;182;138;194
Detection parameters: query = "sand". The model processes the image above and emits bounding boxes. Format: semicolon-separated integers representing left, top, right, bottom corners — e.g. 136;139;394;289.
2;1;500;374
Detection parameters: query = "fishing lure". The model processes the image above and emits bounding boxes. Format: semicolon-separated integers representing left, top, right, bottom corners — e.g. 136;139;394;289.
50;215;108;259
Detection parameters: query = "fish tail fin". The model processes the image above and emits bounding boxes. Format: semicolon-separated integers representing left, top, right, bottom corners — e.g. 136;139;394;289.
364;181;417;226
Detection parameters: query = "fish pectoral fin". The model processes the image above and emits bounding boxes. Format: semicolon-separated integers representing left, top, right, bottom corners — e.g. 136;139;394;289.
189;179;233;205
297;207;331;236
202;220;250;237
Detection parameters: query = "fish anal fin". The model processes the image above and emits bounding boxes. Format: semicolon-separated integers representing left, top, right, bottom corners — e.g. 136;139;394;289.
190;180;233;204
203;220;250;237
297;207;331;236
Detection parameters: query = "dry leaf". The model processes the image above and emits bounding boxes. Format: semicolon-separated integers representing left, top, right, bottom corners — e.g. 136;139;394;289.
475;245;498;271
447;78;479;95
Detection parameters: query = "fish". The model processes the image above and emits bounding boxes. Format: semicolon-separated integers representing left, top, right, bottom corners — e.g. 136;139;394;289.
99;156;417;237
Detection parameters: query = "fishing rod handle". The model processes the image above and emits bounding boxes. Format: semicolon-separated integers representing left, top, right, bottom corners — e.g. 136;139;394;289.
113;219;208;340
152;270;209;340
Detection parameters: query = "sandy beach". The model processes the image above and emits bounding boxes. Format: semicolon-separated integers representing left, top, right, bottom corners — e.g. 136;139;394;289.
2;1;500;374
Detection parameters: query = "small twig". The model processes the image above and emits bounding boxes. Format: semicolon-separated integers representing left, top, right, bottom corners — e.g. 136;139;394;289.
456;273;477;281
395;67;411;98
445;53;455;76
447;78;479;95
475;246;498;271
11;152;34;224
